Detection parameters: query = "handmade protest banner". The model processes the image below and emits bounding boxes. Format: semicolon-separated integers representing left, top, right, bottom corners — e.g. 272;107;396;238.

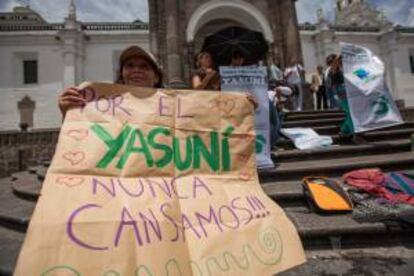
220;66;274;169
341;42;404;133
15;82;305;275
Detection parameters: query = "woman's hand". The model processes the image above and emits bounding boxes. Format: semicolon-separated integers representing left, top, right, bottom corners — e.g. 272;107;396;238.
206;68;217;76
246;95;258;110
58;87;85;118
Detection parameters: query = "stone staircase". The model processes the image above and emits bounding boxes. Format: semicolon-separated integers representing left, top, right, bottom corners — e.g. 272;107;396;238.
1;109;414;275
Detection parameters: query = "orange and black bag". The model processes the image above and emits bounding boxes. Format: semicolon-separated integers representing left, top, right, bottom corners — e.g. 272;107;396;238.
302;176;353;213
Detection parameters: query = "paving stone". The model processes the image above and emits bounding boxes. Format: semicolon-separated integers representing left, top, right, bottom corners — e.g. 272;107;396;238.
0;226;24;275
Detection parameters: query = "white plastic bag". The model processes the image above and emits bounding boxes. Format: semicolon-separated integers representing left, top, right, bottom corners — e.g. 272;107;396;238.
281;128;333;150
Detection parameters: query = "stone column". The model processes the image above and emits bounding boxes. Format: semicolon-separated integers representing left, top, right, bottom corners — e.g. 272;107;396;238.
314;8;336;66
148;0;159;57
60;15;83;88
164;0;185;88
186;42;195;83
379;29;401;101
76;37;85;83
280;0;304;65
63;52;76;87
269;0;284;67
314;28;336;66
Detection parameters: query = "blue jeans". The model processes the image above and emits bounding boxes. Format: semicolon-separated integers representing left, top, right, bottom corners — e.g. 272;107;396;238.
326;87;339;109
269;100;281;147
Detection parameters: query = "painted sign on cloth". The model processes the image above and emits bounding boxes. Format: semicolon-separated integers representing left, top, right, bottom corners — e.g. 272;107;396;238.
15;83;305;275
341;42;404;133
220;66;274;169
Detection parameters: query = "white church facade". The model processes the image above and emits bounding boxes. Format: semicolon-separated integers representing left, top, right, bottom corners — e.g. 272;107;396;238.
0;0;413;130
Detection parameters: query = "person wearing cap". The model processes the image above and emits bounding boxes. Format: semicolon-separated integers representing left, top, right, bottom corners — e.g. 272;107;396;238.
58;45;163;118
268;84;293;147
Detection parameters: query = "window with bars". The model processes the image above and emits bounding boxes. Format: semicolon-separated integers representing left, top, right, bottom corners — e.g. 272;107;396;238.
23;60;38;84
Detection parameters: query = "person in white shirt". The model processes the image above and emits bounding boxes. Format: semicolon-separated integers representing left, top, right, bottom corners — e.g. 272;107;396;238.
311;65;328;110
284;58;305;111
325;54;339;109
268;85;293;147
268;56;283;84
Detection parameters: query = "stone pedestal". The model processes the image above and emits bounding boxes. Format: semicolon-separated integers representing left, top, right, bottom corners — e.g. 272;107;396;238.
17;96;35;130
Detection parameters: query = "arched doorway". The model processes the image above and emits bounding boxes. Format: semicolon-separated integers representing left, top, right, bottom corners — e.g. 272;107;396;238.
149;0;302;87
185;0;274;73
202;26;268;67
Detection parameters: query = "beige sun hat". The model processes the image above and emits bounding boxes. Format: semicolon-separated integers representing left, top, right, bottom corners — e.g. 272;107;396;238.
117;45;163;88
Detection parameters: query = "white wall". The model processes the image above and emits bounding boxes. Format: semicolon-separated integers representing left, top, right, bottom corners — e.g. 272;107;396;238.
0;30;149;130
300;32;319;80
83;31;149;83
0;33;63;130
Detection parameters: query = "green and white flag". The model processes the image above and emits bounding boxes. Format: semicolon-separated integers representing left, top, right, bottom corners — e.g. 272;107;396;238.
341;42;403;133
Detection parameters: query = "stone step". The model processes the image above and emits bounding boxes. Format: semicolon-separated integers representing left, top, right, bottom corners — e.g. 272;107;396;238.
263;179;305;207
262;169;414;206
276;127;414;149
283;117;344;128
283;112;344;122
283;118;413;129
285;107;412;119
0;179;35;232
273;139;411;163
285;109;343;117
285;206;414;249
260;151;414;182
313;122;414;136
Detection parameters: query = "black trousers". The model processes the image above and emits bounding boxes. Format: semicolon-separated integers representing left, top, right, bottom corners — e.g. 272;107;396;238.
316;85;328;110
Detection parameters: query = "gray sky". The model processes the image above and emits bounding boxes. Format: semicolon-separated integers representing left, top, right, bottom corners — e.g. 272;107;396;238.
0;0;413;26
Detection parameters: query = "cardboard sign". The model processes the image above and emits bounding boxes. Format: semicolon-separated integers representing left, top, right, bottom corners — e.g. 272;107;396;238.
15;83;305;275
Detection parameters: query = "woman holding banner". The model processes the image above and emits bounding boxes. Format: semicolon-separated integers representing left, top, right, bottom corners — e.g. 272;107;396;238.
58;45;164;117
330;55;367;144
191;51;220;90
